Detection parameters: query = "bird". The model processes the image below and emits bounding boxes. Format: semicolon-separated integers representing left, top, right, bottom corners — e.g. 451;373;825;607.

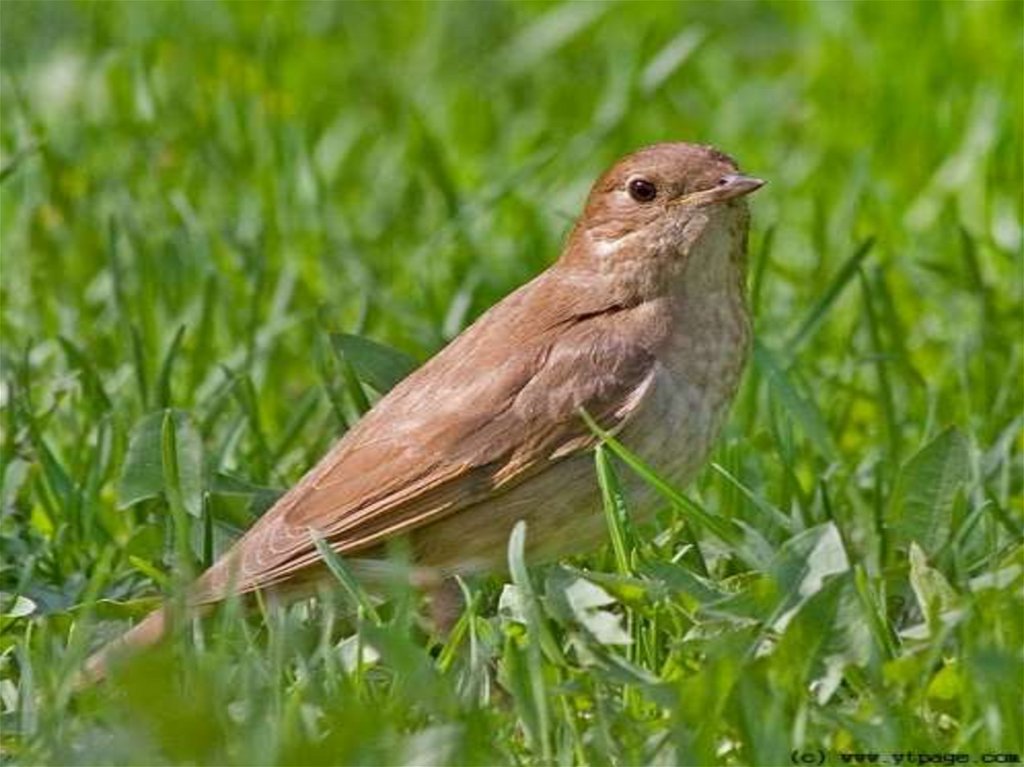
84;142;763;681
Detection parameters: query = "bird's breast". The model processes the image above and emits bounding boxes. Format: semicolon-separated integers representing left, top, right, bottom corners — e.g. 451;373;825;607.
620;287;751;493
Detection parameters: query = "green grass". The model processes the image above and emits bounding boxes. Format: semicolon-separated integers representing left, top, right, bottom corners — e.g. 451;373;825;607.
1;1;1022;764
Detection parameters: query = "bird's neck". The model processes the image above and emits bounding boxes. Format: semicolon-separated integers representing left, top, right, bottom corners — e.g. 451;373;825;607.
671;210;749;307
560;209;749;310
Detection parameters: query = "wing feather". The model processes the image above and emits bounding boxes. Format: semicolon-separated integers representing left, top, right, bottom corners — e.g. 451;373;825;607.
191;271;665;603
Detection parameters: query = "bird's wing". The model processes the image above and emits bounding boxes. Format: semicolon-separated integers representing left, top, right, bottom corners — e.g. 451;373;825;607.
191;271;664;603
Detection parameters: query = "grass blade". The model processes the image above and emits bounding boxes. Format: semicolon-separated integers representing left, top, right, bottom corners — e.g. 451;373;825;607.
595;444;634;576
506;521;554;762
787;237;874;353
310;532;382;626
581;410;772;570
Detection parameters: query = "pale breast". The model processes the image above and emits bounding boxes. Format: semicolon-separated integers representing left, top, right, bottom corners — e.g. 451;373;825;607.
619;274;751;500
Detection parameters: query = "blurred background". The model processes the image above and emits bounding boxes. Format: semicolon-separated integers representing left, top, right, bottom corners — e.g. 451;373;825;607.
1;2;1021;764
3;2;1020;364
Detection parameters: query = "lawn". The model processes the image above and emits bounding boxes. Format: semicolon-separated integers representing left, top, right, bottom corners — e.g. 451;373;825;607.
1;1;1022;765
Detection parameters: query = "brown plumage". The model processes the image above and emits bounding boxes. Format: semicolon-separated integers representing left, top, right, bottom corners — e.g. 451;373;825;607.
84;142;763;681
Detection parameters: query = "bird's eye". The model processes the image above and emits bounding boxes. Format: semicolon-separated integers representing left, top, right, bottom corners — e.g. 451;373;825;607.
627;178;657;203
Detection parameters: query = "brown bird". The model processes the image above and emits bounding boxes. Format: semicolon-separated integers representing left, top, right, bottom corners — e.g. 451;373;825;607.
84;142;763;680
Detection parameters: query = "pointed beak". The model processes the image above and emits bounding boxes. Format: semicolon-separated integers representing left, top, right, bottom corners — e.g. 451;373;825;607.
672;173;766;207
714;174;765;200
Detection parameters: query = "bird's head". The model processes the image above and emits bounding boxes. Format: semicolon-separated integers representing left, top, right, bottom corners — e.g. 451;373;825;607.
564;143;764;279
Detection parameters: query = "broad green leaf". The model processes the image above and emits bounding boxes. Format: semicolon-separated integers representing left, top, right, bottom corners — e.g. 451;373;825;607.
968;563;1023;592
926;660;963;703
771;522;850;603
578;568;666;608
707;523;848;630
887;426;969;556
569;637;675;706
637;560;727;606
544;568;630;646
563;576;616;611
1;594;36;619
773;573;874;703
497;583;526;626
908;542;960;633
697;573;779;627
330;332;418;394
118;409;203;517
0;593;38;633
336;634;381;673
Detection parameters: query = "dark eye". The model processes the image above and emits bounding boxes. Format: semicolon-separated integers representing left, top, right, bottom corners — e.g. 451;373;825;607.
627;178;657;203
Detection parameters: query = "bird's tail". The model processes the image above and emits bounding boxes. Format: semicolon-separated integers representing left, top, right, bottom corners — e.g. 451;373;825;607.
78;606;170;686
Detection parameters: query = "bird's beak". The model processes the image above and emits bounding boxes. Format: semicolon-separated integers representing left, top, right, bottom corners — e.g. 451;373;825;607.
673;174;766;207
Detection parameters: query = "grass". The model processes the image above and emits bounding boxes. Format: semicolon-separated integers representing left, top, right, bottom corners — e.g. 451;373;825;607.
1;1;1022;764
